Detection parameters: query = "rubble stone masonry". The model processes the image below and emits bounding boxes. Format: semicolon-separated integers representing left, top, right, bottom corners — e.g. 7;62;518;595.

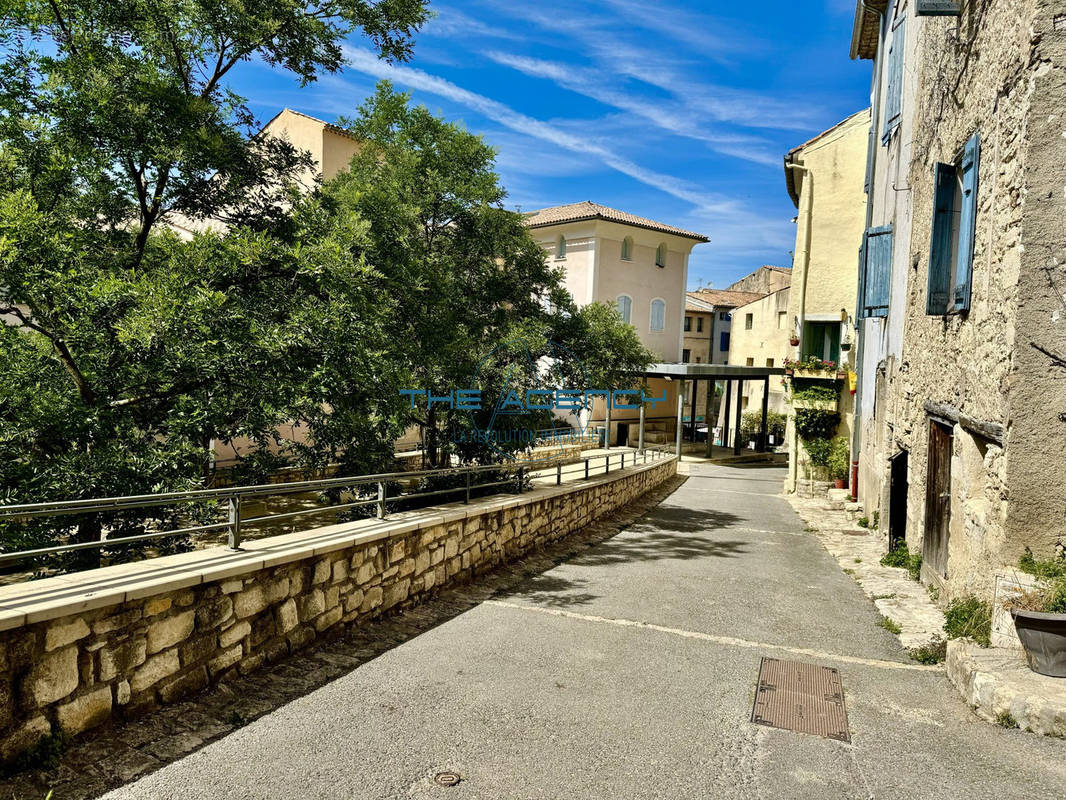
0;457;676;762
897;0;1066;596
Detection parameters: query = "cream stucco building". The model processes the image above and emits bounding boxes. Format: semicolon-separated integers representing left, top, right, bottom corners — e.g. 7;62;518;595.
782;109;870;494
524;202;708;445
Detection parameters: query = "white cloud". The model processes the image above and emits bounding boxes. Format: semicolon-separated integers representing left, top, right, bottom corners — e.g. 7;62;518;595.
339;45;736;213
483;51;781;166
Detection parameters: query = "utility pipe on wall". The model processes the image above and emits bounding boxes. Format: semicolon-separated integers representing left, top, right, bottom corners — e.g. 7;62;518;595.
785;161;813;494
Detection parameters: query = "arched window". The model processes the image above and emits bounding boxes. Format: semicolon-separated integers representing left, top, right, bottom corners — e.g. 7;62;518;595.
616;294;632;324
655;243;667;267
621;236;633;261
556;235;567;259
650;298;666;332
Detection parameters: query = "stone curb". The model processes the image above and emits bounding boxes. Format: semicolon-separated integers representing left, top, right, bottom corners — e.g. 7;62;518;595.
946;638;1066;737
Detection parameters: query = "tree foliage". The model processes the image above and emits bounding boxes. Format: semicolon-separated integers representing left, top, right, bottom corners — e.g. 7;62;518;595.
0;0;428;564
326;84;654;466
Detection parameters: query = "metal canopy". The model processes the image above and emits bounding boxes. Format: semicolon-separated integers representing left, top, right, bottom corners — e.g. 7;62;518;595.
634;362;785;380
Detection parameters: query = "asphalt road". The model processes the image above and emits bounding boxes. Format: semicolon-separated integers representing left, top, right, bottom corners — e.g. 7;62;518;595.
101;462;1066;799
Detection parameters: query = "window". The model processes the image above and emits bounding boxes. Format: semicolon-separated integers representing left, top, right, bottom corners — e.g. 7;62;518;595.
859;225;893;318
684;315;692;332
777;311;787;329
802;322;841;363
556;235;567;259
927;131;980;315
719;312;730;321
744;313;753;330
720;331;729;351
883;16;906;142
682;348;691;362
616;294;632;324
745;357;754;366
695;356;701;363
621;237;633;260
655;243;666;267
650;299;666;332
697;316;703;333
766;358;774;368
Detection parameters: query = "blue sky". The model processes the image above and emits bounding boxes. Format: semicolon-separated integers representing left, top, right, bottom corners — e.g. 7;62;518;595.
231;0;872;290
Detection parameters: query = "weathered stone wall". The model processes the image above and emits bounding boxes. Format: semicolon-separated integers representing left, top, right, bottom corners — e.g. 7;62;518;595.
0;458;675;761
896;0;1065;597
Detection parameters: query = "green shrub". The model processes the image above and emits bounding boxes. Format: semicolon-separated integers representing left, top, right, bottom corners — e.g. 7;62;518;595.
944;595;992;647
910;637;947;664
804;437;832;468
879;616;902;634
795;408;840;441
827;437;850;481
791;384;839;403
1018;547;1066;579
880;544;922;581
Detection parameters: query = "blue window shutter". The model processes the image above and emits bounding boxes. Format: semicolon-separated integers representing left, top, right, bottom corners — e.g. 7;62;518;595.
952;132;980;313
927;162;956;315
882;18;905;142
861;226;893;318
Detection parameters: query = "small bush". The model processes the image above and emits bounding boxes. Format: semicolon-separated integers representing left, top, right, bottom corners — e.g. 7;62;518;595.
1018;547;1066;579
6;730;68;774
910;637;947;664
944;595;992;647
880;543;922;581
827;437;850;481
795;408;840;441
857;516;869;528
880;616;902;634
995;711;1017;729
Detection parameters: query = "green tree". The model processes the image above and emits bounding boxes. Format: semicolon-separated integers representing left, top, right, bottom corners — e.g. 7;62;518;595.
0;1;428;566
325;84;654;467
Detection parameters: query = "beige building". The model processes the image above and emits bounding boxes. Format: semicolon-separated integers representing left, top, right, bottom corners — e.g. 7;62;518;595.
852;0;1066;599
525;202;708;445
724;286;792;421
782;109;870;494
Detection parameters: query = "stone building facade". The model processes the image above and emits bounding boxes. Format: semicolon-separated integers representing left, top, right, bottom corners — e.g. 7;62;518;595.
852;0;1066;598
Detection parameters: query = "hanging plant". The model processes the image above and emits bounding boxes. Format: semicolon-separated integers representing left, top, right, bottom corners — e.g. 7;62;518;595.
795;408;841;441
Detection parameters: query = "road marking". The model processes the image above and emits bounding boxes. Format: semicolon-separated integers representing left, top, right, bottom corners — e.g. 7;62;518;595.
485;600;936;672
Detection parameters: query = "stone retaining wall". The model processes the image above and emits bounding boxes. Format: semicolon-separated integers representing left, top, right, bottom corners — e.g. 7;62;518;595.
0;457;675;761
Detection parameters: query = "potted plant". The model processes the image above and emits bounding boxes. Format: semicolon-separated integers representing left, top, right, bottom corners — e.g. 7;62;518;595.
827;437;850;490
789;336;800;347
1003;551;1066;677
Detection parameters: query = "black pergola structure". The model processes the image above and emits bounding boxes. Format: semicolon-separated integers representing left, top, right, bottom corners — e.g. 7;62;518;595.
630;363;787;458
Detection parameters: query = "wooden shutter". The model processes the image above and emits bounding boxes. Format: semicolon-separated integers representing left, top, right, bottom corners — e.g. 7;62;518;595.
860;226;893;318
926;162;956;315
952;132;980;313
882;18;905;142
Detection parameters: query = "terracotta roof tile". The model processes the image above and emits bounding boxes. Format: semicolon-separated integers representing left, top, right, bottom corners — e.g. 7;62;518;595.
523;201;708;242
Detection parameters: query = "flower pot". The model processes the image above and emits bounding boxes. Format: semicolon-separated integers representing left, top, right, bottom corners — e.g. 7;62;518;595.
833;478;847;489
1011;609;1066;677
784;369;794;377
789;338;800;347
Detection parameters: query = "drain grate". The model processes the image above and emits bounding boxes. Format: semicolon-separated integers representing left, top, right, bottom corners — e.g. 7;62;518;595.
750;657;850;742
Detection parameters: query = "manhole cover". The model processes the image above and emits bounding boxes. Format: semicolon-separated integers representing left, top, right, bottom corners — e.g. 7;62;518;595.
750;657;850;742
434;771;461;787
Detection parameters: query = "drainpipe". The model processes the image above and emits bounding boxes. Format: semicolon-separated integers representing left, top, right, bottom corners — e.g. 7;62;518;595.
785;161;812;494
851;1;888;501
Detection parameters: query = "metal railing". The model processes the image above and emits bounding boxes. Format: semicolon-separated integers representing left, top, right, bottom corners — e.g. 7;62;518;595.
0;445;675;570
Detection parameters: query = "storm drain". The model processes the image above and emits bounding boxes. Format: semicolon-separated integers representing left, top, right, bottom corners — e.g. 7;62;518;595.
750;657;851;742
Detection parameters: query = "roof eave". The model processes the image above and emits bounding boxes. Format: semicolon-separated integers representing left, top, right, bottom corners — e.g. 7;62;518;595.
850;0;885;61
526;213;709;243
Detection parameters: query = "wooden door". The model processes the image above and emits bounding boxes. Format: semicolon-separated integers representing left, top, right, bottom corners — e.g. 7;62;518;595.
888;450;908;551
923;421;952;579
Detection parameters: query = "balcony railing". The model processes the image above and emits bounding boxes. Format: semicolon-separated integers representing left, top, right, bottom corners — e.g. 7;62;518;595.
0;445;675;571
